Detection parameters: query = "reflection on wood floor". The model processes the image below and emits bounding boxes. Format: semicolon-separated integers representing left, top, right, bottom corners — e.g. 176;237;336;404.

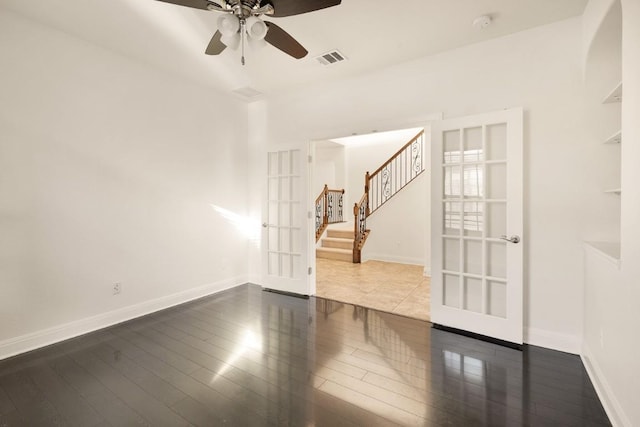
0;284;610;426
316;258;430;321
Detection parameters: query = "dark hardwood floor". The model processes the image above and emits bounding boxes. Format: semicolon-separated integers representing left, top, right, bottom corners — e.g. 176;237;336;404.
0;284;610;426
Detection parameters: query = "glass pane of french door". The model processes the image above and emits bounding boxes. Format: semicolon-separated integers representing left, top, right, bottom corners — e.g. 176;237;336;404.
262;146;310;295
442;127;508;316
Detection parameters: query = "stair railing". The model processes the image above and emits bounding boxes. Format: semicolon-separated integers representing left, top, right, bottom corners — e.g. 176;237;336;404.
315;185;345;242
352;130;425;263
365;130;425;215
352;193;370;263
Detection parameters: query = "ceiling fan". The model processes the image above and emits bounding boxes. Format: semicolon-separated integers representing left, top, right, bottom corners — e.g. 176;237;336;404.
155;0;342;64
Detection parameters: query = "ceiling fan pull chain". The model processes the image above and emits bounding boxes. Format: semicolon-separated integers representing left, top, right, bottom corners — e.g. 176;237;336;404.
241;19;246;65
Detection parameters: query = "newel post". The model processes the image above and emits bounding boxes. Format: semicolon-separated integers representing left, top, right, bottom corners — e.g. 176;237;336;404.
353;203;360;263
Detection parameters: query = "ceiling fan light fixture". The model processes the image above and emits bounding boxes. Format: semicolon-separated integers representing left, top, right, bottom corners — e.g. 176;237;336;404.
217;14;240;37
221;32;241;50
245;16;268;40
159;0;343;64
247;36;267;51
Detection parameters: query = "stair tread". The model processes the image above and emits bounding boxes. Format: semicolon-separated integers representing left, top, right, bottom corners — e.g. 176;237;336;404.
323;237;354;242
327;230;353;236
317;247;351;254
316;246;352;262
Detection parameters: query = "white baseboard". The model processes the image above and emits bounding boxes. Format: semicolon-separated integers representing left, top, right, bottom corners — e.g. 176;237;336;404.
247;274;261;285
364;253;425;267
0;276;247;361
524;327;581;354
581;344;631;427
523;328;631;425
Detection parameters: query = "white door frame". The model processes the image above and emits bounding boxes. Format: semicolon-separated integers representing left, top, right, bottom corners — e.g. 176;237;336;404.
264;116;443;296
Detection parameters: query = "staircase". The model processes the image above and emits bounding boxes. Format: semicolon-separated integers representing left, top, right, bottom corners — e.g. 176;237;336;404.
317;228;354;262
316;129;425;263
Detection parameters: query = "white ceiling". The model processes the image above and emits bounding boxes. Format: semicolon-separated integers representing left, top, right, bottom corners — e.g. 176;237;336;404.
1;0;588;99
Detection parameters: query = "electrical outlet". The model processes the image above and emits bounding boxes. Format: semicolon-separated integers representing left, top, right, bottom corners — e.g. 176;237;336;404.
113;282;121;295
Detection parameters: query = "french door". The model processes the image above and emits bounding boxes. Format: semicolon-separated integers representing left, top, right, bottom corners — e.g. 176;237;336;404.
431;108;523;344
261;145;311;295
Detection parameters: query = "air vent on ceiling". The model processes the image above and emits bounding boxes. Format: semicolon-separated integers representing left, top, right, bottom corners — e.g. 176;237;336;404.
232;86;263;100
315;50;347;66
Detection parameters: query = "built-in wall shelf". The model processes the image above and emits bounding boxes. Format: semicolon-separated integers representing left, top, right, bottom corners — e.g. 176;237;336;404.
602;81;622;103
604;130;622;144
602;82;622;197
584;241;621;266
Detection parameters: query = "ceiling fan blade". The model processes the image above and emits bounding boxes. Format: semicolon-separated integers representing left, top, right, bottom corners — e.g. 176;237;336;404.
155;0;216;11
264;22;307;59
268;0;341;18
205;31;227;55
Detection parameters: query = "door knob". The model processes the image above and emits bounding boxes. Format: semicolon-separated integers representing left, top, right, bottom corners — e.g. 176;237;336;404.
500;235;520;244
262;223;268;228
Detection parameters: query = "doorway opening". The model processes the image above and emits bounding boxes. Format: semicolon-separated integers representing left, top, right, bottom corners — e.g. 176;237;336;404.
311;127;431;321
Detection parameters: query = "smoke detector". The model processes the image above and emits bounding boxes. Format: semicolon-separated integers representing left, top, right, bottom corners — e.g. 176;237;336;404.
472;15;492;30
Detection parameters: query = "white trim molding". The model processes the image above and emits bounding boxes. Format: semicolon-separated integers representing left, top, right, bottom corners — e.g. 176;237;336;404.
363;253;426;267
0;277;247;361
582;343;631;427
524;327;581;355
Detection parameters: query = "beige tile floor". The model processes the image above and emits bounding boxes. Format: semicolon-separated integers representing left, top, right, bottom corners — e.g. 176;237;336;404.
315;258;430;321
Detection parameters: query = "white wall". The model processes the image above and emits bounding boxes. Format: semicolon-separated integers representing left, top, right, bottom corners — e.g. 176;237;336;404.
582;0;618;69
0;9;250;358
581;1;640;426
617;1;640;424
246;101;268;284
313;141;346;194
364;173;428;267
263;17;594;352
